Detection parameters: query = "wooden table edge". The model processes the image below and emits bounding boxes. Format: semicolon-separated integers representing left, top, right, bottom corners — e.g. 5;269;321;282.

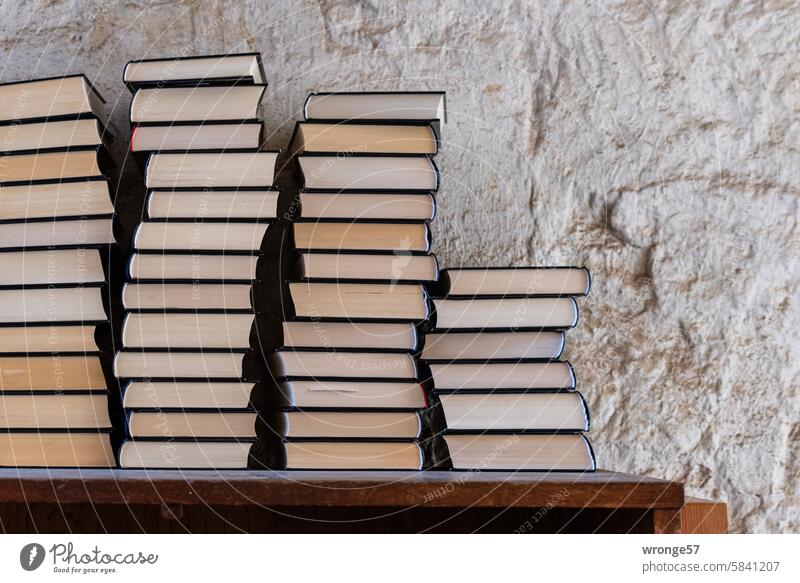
0;469;684;512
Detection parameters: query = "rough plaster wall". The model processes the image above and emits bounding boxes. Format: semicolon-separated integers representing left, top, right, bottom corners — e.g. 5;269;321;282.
1;0;797;533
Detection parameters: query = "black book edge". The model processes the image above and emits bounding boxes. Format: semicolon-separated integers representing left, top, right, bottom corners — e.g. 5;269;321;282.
423;360;576;392
0;321;111;356
296;190;436;223
418;329;566;362
129;120;264;157
0;145;114;189
0;75;106;126
119;378;275;409
291;220;432;253
113;349;267;382
128;84;266;124
303;91;447;124
0;175;113;226
0;73;104;100
123;52;267;93
130;219;275;254
295;153;439;194
291;216;435;229
279;437;425;471
125;408;262;434
435;266;592;298
117;438;277;470
0;428;113;434
289;119;439;157
435;389;590;432
0;246;114;288
144;187;280;222
290;249;440;284
428;296;580;332
0;117;114;154
439;432;596;472
277;317;422;352
118;311;280;353
143;148;280;191
0;142;107;158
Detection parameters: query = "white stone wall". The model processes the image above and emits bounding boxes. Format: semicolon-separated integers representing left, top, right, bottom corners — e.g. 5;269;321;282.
1;0;797;533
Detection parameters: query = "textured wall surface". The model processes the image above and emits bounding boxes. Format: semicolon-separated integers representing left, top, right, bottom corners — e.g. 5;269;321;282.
1;0;797;533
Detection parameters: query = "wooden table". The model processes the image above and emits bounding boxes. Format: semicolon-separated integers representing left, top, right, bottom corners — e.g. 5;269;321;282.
0;468;684;533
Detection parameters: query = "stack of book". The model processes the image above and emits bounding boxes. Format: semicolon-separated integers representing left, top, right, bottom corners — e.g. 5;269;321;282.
268;91;446;470
112;54;280;469
0;75;117;467
422;267;596;471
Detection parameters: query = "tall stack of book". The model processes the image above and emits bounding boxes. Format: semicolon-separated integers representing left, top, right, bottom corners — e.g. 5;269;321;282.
0;75;118;467
268;92;446;470
112;54;280;469
422;267;596;471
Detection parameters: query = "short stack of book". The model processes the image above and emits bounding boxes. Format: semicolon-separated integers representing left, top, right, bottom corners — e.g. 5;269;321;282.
267;91;446;470
422;267;596;471
112;53;280;469
0;75;118;467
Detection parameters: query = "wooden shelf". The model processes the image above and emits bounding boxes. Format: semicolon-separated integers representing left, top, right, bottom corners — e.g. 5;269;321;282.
0;469;684;533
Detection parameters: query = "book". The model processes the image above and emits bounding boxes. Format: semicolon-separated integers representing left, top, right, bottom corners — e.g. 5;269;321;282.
293;222;430;252
0;249;106;286
0;180;113;222
0;148;106;185
133;221;271;252
0;286;107;323
0;325;103;353
121;312;256;349
0;75;118;471
0;394;111;429
0;118;106;153
304;92;445;122
290;121;437;155
297;192;435;221
145;151;277;188
131;123;262;152
0;355;107;391
428;361;575;391
123;53;266;89
0;75;104;123
146;189;279;220
432;297;578;330
270;350;418;380
127;411;257;439
119;440;254;469
436;267;591;297
297;155;438;191
443;433;595;471
276;379;426;410
275;410;421;439
438;392;589;432
127;253;259;281
295;251;439;282
421;331;565;362
281;321;418;351
0;217;115;249
282;441;423;470
289;282;429;321
114;350;264;380
122;381;259;409
122;283;254;311
130;86;266;122
0;432;114;467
